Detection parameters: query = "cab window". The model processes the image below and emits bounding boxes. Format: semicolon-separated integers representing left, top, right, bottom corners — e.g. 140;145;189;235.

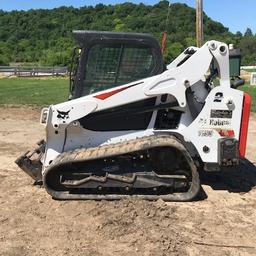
81;43;154;96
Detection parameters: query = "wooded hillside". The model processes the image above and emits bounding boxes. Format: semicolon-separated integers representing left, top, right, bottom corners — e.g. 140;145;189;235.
0;1;255;66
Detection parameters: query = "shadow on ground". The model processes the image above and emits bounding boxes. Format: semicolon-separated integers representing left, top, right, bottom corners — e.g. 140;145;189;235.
200;158;256;193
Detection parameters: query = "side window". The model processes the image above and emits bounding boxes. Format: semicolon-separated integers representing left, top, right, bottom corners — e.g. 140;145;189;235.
82;43;155;96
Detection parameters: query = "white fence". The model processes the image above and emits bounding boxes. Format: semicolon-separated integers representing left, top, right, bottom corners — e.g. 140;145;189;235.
0;66;68;77
241;66;256;70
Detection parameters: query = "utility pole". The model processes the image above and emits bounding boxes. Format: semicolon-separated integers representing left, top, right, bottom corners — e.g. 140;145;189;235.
196;0;203;47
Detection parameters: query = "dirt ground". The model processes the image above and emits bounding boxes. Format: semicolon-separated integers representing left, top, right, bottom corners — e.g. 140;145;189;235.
0;107;256;256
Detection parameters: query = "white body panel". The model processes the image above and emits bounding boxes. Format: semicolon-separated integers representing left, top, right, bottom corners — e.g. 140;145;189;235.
41;41;244;172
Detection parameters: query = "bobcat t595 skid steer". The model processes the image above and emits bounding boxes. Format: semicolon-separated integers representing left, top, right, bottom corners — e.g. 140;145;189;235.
16;31;251;201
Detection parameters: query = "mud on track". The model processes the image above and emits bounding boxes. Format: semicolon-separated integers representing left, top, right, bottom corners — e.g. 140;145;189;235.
0;107;256;256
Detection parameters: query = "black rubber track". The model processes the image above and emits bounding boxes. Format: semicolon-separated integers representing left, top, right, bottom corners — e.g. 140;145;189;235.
43;135;201;201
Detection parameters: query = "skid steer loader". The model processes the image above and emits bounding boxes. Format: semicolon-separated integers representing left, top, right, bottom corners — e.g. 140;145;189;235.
16;31;251;201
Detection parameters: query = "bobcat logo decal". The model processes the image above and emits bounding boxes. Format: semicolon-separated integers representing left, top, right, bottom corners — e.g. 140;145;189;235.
57;110;70;119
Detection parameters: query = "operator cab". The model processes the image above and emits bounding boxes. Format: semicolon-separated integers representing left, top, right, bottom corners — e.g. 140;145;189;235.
69;30;164;99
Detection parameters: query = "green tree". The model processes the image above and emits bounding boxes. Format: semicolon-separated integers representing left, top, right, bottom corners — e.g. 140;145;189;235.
244;28;253;37
0;2;246;66
236;31;243;37
164;42;184;63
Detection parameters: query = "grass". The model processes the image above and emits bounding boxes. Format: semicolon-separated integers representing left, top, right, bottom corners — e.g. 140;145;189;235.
240;84;256;112
0;77;69;107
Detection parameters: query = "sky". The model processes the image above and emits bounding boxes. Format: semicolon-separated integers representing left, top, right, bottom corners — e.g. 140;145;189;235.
0;0;255;34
